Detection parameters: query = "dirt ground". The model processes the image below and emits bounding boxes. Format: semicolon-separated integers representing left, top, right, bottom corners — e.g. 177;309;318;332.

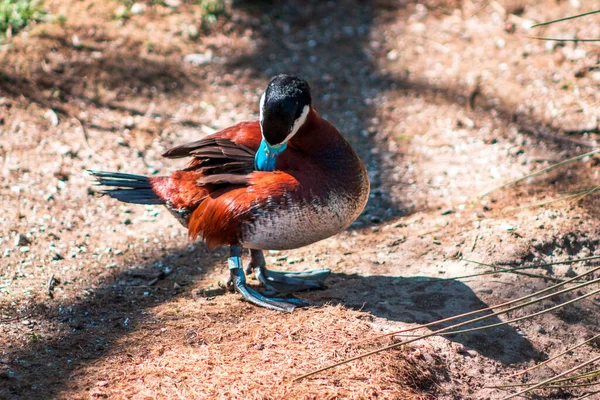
2;0;600;398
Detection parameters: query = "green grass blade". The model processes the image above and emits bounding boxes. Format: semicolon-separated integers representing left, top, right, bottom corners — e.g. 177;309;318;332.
532;10;600;28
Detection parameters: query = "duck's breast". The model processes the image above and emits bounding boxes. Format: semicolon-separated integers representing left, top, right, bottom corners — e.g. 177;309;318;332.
240;164;369;250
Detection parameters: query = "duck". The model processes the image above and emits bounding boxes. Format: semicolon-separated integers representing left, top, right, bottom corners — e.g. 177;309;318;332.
89;74;370;312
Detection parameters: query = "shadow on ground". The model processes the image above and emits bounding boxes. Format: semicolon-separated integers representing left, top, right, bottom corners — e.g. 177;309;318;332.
0;243;223;399
310;273;537;364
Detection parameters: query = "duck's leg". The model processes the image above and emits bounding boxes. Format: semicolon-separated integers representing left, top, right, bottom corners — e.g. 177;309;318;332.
228;245;307;312
246;249;331;295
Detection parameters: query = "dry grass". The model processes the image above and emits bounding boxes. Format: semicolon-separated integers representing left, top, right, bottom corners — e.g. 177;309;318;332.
62;304;438;399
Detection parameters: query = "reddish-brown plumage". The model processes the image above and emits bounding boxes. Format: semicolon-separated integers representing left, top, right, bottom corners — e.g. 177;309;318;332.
187;171;301;248
146;109;367;250
149;172;207;210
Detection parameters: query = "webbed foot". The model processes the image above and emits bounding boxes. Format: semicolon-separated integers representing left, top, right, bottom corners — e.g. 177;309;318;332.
228;246;308;312
247;250;331;295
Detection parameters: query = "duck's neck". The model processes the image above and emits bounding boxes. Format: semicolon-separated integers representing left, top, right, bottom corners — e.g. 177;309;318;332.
288;109;339;154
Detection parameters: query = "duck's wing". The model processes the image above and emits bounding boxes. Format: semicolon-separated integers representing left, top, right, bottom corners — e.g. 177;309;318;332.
162;121;261;178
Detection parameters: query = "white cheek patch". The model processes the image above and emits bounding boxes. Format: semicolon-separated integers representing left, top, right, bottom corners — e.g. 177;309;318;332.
281;104;310;144
259;93;266;127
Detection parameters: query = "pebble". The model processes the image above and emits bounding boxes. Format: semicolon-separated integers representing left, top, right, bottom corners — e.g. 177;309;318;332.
184;51;213;65
130;3;146;15
19;246;30;253
536;325;547;334
44;109;59;127
452;342;467;354
14;234;29;247
184;24;199;40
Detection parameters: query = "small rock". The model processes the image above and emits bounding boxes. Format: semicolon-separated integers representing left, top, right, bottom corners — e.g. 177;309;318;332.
173;282;181;290
53;143;72;156
123;116;135;128
22;320;31;326
536;325;546;334
164;0;181;7
457;117;475;129
114;5;128;18
184;51;213;65
184;24;199;40
14;234;29;247
452;343;467;354
19;246;30;253
386;50;399;61
130;3;146;15
44;109;59;127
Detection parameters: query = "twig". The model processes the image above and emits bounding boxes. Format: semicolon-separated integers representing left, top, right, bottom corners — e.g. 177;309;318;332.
435;264;552;281
577;389;600;399
479;149;600;198
501;355;600;400
470;234;479;252
353;258;600;346
528;36;600;43
47;274;55;298
503;192;589;212
467;82;481;112
531;10;600;28
295;271;600;381
71;116;106;162
462;259;565;282
507;333;600;378
520;126;596;149
467;0;493;19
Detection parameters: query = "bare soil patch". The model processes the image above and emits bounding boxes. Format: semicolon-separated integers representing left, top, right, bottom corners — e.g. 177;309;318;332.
2;0;600;398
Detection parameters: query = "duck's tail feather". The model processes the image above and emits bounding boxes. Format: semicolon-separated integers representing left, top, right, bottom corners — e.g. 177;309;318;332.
88;170;165;205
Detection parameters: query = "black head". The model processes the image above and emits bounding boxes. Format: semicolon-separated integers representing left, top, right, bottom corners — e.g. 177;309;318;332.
260;74;312;146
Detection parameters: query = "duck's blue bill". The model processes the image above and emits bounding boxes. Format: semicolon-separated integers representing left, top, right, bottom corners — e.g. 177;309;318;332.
255;140;287;171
